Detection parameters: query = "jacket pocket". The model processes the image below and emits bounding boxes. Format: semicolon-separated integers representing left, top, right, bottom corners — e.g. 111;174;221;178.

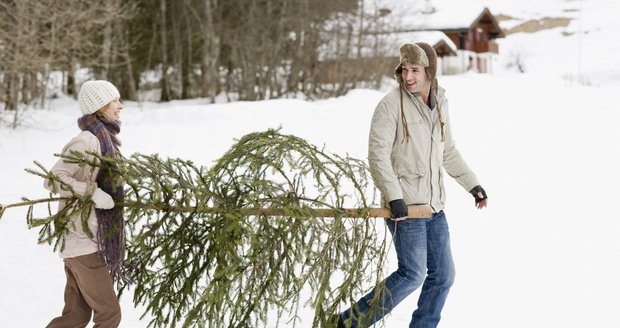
406;117;424;125
398;168;429;205
406;118;424;135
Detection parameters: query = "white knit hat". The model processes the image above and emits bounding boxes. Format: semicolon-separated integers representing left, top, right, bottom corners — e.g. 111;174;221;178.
78;80;120;115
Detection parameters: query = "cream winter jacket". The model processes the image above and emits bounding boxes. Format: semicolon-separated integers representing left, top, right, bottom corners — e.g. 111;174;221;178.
368;85;479;213
44;131;101;258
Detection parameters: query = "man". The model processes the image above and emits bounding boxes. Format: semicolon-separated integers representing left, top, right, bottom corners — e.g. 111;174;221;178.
335;42;488;328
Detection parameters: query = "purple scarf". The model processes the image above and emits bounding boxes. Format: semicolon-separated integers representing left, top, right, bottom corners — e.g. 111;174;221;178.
78;114;130;284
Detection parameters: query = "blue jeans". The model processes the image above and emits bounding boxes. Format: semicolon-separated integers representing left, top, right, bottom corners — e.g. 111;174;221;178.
339;211;455;328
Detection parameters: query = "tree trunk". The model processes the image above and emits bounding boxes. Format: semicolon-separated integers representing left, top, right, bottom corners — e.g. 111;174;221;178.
181;3;192;100
101;9;113;80
117;19;137;101
181;44;190;99
201;0;219;102
170;3;182;98
4;72;17;111
354;0;365;87
67;54;77;97
159;0;170;101
21;72;30;105
28;71;39;106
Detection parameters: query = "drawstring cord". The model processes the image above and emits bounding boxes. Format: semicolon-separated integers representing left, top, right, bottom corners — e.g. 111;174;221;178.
400;82;445;143
434;90;446;142
399;83;410;143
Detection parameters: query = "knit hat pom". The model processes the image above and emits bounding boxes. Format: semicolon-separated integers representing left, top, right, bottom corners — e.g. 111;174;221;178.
78;80;120;115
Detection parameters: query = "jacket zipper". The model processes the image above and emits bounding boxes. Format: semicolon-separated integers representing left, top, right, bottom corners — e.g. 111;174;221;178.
437;107;444;206
428;117;436;213
424;99;436;213
409;92;437;212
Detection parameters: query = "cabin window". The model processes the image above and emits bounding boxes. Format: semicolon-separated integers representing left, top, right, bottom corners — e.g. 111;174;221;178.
474;27;487;42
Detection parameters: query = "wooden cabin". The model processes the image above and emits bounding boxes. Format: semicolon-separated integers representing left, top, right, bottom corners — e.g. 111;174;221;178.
315;6;505;85
438;8;505;73
399;7;505;74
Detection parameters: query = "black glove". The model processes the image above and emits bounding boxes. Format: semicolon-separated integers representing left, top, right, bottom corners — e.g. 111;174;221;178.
389;199;408;218
469;185;488;204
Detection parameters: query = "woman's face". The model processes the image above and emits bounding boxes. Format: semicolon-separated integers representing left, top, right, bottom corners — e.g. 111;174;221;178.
401;63;430;93
99;98;123;121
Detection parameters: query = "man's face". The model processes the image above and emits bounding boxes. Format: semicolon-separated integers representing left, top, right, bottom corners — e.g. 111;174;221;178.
401;63;429;93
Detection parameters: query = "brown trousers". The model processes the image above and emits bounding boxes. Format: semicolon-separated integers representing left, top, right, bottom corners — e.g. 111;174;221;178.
47;252;121;328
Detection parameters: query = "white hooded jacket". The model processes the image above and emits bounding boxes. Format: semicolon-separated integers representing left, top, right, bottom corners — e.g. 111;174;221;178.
368;85;479;213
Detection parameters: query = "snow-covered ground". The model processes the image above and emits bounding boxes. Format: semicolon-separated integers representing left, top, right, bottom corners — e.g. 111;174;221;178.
492;0;620;86
2;0;620;327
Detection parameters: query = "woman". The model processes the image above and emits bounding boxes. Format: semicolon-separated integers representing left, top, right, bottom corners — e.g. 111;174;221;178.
45;80;127;328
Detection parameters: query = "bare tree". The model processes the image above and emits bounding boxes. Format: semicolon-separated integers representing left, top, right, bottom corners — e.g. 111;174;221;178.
200;0;220;101
506;45;528;73
1;0;404;113
159;0;171;101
